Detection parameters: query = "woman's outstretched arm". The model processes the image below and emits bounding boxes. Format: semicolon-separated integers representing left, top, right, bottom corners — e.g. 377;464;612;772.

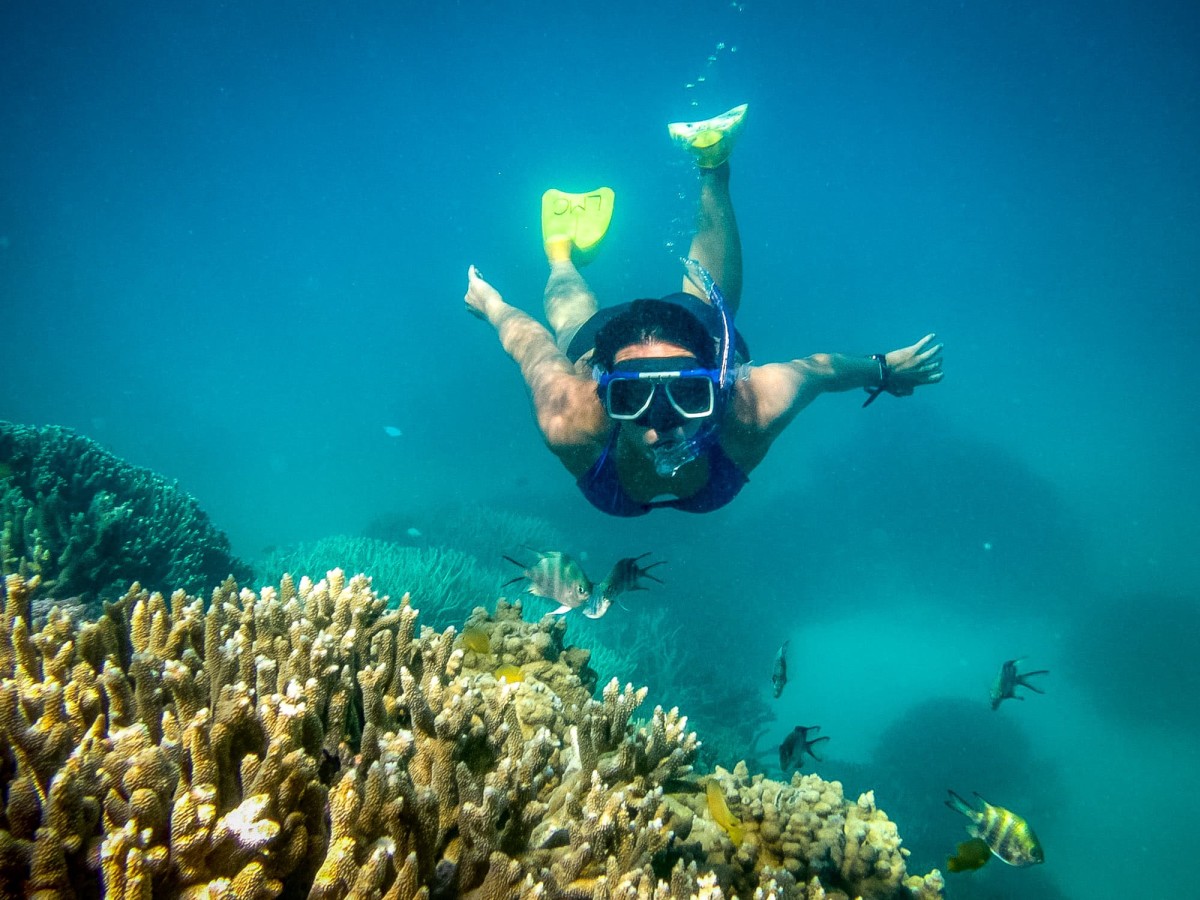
464;266;609;469
732;334;945;441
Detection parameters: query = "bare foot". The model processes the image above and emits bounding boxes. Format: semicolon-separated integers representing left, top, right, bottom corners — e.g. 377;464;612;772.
464;264;501;320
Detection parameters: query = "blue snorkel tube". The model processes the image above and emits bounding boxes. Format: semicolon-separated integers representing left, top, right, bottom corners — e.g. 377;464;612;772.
651;258;738;478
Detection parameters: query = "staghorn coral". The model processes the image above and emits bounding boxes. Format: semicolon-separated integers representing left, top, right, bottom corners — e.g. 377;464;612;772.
365;500;569;565
0;420;251;608
0;571;941;899
255;535;500;629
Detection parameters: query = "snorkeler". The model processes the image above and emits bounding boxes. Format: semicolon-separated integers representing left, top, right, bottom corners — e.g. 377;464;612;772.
463;103;944;516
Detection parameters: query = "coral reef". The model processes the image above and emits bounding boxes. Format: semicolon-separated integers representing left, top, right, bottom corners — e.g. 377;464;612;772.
365;501;568;564
0;420;251;607
0;570;942;899
574;606;777;773
255;535;501;628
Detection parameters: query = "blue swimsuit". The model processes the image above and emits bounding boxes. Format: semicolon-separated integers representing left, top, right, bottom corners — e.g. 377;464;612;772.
577;429;748;517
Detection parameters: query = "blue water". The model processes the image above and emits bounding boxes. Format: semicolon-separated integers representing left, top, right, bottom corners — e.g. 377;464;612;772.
2;2;1197;897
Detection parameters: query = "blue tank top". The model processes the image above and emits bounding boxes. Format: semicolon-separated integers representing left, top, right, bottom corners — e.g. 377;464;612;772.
576;429;748;517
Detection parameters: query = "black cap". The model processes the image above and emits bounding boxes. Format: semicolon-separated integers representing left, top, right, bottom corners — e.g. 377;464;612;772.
568;292;750;369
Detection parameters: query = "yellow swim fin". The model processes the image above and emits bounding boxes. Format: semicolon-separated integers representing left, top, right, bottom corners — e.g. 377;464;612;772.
541;186;614;263
667;102;749;168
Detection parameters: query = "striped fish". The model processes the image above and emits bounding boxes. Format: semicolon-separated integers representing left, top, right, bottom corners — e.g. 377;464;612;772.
503;550;592;614
945;790;1044;867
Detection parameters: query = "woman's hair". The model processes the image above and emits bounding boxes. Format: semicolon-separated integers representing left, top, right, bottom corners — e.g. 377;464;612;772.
591;299;716;371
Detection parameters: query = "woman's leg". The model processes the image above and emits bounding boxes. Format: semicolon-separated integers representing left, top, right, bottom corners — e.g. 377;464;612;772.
682;162;742;314
541;187;612;354
544;257;598;354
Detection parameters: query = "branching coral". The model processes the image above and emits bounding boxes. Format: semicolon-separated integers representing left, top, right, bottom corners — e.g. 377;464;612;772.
255;535;499;629
0;420;251;607
365;500;569;564
0;571;941;899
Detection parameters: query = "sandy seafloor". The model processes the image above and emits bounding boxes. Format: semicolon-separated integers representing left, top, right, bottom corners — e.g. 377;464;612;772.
2;2;1198;898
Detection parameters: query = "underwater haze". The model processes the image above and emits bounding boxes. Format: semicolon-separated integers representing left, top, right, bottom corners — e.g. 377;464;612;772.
2;2;1198;897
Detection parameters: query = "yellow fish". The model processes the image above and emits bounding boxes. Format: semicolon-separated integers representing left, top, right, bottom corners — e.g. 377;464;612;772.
705;780;743;847
946;837;992;872
460;627;490;654
494;664;524;683
946;790;1044;867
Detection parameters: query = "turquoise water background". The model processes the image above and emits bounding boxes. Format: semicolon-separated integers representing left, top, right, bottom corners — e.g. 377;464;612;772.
2;2;1197;897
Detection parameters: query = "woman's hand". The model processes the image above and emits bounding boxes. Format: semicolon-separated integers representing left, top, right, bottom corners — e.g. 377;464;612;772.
464;265;502;321
884;333;944;396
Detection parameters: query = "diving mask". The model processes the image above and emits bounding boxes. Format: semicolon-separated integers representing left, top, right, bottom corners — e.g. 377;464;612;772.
596;358;720;422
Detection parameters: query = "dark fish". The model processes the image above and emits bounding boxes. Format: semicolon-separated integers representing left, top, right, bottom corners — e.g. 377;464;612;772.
990;658;1049;710
947;837;992;873
585;553;666;619
771;640;788;698
597;553;666;602
779;725;828;772
946;790;1044;867
503;550;592;614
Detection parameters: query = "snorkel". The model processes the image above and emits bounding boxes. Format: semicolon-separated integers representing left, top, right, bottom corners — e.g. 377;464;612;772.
649;258;737;477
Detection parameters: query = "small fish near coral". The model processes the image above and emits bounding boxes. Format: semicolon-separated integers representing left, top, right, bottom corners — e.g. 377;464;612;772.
503;550;593;614
990;657;1049;710
460;626;491;654
503;549;666;618
779;724;829;772
945;790;1044;868
494;663;525;683
946;837;992;872
704;779;744;847
771;639;788;698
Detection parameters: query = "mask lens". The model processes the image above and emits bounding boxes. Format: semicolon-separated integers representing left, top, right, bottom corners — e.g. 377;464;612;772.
606;378;655;419
667;376;715;417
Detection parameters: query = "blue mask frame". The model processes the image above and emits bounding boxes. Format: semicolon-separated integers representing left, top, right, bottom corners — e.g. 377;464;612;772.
596;366;722;421
614;259;738;477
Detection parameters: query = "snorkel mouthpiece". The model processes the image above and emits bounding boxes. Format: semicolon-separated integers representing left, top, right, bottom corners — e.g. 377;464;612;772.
652;439;700;477
646;257;735;477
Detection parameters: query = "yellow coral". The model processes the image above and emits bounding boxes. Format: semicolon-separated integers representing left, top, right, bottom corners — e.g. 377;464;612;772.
0;571;939;899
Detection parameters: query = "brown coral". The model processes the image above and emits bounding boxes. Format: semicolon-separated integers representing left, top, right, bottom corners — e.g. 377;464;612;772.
0;572;941;899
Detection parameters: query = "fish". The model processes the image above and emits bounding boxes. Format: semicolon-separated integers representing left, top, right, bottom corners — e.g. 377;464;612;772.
502;550;592;614
494;664;524;683
945;790;1044;867
582;553;666;619
596;553;666;604
946;837;993;873
990;658;1049;710
406;527;423;539
771;640;788;698
778;725;829;772
460;627;490;654
383;425;403;438
705;780;743;847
